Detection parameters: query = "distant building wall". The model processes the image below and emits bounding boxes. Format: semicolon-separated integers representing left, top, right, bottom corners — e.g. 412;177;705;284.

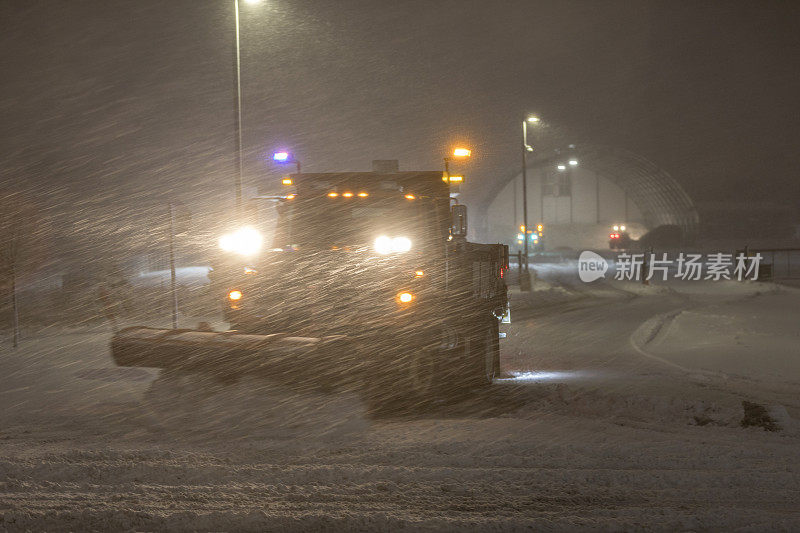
487;166;645;250
477;146;698;251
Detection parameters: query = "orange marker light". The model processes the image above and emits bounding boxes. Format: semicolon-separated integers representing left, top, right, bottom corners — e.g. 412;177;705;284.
281;178;293;186
228;290;243;301
358;192;368;197
405;194;416;200
342;192;353;198
327;192;338;198
286;194;296;200
414;270;425;278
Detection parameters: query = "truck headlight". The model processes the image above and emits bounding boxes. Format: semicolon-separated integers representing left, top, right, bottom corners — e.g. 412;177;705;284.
219;227;263;256
396;291;415;304
374;235;412;255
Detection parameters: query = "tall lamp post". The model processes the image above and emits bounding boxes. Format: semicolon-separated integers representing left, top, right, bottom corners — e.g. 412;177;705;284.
232;0;261;218
444;147;471;180
521;116;539;271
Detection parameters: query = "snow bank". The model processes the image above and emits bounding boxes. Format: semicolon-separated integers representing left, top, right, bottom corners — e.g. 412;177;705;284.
131;266;211;288
635;285;800;383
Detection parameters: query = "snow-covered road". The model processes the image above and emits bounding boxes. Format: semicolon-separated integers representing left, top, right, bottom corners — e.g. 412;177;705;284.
1;278;799;531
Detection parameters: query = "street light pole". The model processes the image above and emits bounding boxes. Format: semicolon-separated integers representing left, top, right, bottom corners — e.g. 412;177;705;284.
444;148;470;182
233;0;245;218
521;120;529;271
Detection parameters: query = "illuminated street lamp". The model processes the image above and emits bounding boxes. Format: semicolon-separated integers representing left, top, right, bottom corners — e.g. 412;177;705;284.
556;158;579;224
520;115;540;271
232;0;262;218
444;147;471;179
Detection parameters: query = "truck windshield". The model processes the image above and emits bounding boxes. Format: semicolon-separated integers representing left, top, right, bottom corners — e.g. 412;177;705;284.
274;197;436;250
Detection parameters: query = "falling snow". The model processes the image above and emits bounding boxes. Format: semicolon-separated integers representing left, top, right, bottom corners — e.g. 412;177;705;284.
2;1;800;530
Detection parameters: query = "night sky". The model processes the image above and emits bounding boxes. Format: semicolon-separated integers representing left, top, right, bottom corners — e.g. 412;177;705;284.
2;0;799;227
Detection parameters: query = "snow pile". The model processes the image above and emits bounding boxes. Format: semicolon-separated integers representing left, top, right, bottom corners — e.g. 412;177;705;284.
131;266;211;288
635;285;800;382
500;378;745;428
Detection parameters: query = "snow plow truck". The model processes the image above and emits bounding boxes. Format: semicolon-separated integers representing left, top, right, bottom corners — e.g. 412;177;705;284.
111;165;509;411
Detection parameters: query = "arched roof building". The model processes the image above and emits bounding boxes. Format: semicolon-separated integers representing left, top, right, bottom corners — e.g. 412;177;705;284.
474;144;698;250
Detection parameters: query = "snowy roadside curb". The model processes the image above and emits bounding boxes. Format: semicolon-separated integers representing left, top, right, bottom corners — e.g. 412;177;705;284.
629;308;800;435
508;279;585;312
509;276;642;315
513;382;748;429
629;310;689;367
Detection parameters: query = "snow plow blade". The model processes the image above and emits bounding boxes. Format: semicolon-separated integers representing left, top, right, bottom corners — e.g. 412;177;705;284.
111;326;350;378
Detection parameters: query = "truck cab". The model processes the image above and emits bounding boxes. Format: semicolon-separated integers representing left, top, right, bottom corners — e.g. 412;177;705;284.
213;170;509;399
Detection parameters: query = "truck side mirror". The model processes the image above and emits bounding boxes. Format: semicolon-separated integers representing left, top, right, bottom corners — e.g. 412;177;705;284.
451;205;467;237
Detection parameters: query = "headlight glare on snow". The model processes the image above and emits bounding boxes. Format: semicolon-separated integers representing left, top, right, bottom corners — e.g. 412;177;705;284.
219;227;263;256
374;235;412;255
